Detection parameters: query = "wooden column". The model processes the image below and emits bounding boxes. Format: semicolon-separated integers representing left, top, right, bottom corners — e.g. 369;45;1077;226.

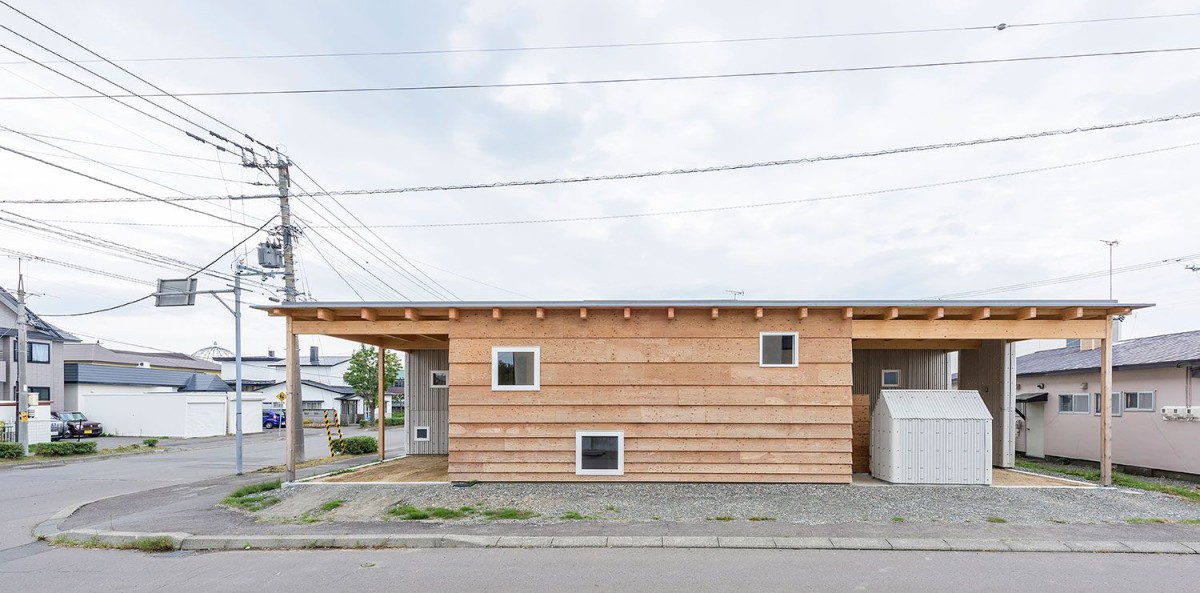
377;345;386;463
284;317;300;482
1099;316;1114;486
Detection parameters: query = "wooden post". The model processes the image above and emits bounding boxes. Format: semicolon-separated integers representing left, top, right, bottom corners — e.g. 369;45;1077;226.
284;317;300;482
1099;316;1114;486
377;345;386;463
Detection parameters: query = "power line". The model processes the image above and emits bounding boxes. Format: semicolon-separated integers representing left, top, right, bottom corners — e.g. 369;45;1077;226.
7;144;270;184
933;253;1200;299
5;45;1197;100
40;215;278;317
6;108;1193;206
0;246;156;286
0;128;244;164
2;12;1197;64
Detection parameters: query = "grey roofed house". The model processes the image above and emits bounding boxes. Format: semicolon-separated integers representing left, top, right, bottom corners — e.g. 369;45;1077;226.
65;364;232;392
1016;330;1200;376
1;286;80;407
64;342;219;373
0;287;79;343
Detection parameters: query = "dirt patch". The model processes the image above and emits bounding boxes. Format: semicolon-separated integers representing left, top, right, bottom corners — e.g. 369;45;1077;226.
318;455;448;483
993;468;1089;487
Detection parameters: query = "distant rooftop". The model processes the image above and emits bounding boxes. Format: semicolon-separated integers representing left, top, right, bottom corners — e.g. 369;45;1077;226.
65;343;218;372
65;363;231;392
1017;330;1200;375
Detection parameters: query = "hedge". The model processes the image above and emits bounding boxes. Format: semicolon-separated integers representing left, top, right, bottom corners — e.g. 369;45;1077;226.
30;441;97;456
332;436;377;455
0;442;24;459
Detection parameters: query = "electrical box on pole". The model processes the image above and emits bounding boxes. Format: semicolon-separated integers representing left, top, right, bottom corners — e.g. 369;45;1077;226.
257;241;285;269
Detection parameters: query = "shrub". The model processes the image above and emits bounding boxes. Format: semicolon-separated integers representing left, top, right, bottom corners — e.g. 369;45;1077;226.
142;438;159;447
0;442;24;459
332;436;377;455
30;441;97;456
384;416;403;427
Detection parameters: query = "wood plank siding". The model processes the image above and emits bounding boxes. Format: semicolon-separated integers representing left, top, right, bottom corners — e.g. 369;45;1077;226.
446;307;854;483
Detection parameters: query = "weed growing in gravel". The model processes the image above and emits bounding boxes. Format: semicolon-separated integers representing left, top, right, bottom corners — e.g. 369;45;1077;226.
328;468;356;477
985;517;1008;523
1182;519;1200;524
52;535;174;552
1127;517;1200;524
319;500;345;512
708;516;735;522
561;511;598;520
604;505;620;512
1017;460;1200;502
387;504;478;520
222;480;282;511
388;505;430;520
483;508;538;520
651;516;661;521
891;516;905;522
748;516;776;522
300;516;322;524
428;507;471;519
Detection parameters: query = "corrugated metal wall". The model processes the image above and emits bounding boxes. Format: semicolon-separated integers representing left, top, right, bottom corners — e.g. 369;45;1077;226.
852;350;949;409
406;349;449;454
957;340;1015;467
870;390;992;485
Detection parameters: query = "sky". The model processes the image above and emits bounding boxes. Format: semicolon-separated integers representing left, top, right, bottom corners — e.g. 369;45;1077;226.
0;0;1197;358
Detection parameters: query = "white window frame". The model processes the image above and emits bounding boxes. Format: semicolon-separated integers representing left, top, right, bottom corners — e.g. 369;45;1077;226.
1123;391;1156;412
1094;392;1123;417
1058;393;1090;414
881;369;902;388
430;370;449;389
759;332;799;368
491;346;541;391
576;430;624;476
414;426;431;442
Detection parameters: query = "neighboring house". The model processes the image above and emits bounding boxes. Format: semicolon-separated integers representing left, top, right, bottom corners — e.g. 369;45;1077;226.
214;346;353;391
1;287;80;411
257;379;382;425
65;342;220;374
1016;331;1200;478
64;361;265;439
213;351;283;392
263;299;1141;484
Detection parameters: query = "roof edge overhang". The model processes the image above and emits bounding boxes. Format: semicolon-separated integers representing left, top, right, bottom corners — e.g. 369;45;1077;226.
255;299;1150;311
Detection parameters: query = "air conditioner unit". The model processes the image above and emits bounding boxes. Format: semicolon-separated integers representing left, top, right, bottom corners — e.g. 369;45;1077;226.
1162;406;1188;421
1188;406;1200;421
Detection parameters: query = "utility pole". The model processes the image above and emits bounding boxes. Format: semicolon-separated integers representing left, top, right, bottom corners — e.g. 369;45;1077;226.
277;156;304;481
14;260;29;455
1100;240;1119;300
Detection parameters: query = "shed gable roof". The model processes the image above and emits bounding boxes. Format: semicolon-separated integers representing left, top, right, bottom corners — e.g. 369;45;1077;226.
877;390;992;420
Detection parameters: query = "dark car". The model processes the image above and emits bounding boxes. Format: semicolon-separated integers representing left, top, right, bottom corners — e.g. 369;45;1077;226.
55;411;102;437
262;409;286;429
49;414;67;441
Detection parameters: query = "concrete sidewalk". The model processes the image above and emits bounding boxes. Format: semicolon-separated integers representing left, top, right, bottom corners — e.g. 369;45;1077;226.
38;467;1200;555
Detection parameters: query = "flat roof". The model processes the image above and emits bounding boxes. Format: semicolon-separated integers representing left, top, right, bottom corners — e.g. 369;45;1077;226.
258;299;1151;310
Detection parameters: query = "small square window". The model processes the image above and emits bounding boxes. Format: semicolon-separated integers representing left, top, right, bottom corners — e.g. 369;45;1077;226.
759;332;798;367
881;369;901;388
1123;391;1155;412
414;426;430;441
576;430;623;475
430;370;449;388
492;347;540;391
23;342;50;364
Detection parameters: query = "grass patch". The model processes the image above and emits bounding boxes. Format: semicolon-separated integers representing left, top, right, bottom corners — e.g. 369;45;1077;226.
222;480;282;512
52;535;175;552
1127;517;1169;524
319;499;344;512
892;516;905;522
387;505;478;520
427;506;470;519
707;516;735;522
604;505;620;512
255;456;341;473
482;508;538;520
387;505;430;520
560;511;599;520
985;517;1008;524
1017;459;1200;502
748;516;776;522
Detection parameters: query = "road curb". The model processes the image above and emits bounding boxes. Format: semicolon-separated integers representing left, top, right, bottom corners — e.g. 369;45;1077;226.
38;528;1200;554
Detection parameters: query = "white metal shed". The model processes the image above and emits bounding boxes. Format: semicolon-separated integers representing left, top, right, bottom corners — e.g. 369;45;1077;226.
871;390;993;485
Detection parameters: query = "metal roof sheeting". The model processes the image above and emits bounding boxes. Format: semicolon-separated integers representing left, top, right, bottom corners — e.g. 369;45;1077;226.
258;298;1150;310
1017;330;1200;375
875;390;993;420
65;363;230;392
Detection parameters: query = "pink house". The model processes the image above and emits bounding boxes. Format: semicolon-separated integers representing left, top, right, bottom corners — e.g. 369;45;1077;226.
1016;330;1200;478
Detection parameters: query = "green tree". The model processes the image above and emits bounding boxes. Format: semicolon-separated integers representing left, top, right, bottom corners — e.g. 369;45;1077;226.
342;346;402;422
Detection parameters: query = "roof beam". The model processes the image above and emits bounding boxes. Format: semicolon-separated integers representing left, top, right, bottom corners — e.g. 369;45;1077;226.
404;308;423;321
755;307;764;320
667;307;675;321
798;307;808;320
360;308;377;322
926;307;945;321
970;307;991;320
447;307;459;321
853;319;1108;340
1060;306;1083;321
580;307;588;320
854;338;982;350
623;307;632;320
882;307;899;320
492;308;502;320
711;307;719;320
1016;306;1037;320
294;320;450;336
843;307;853;320
316;308;335;321
535;307;545;320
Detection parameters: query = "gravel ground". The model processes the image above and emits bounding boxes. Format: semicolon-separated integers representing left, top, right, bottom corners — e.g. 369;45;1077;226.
260;481;1200;526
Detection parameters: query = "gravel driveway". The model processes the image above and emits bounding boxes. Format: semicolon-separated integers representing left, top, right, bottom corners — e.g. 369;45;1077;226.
262;481;1200;525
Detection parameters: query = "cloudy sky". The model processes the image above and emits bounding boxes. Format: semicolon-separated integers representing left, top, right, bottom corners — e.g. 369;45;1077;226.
1;0;1197;357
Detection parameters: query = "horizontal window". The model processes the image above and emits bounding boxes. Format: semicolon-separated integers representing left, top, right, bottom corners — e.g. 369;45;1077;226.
576;430;623;476
492;347;540;391
1123;391;1155;412
301;401;323;410
29;387;50;402
1094;392;1122;416
1058;393;1090;414
759;332;798;367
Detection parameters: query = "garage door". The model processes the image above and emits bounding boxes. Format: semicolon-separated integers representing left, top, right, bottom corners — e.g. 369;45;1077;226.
185;402;226;438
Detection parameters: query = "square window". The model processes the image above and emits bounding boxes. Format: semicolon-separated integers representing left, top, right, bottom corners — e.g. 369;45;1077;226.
492;347;540;391
759;332;798;367
430;370;449;388
22;342;50;364
881;369;901;388
414;426;430;442
576;430;623;475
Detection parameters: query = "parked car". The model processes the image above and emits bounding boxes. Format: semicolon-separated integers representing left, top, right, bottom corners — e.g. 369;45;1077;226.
55;411;102;437
49;413;66;441
262;409;286;429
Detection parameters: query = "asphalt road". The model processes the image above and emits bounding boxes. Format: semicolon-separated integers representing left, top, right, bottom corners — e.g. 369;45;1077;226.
0;427;402;557
4;547;1200;592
